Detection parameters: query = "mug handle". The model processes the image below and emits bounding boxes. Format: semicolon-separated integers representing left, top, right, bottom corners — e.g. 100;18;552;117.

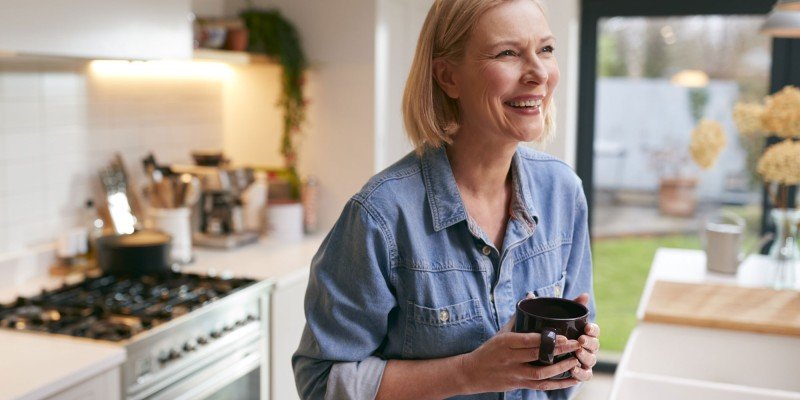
538;327;557;364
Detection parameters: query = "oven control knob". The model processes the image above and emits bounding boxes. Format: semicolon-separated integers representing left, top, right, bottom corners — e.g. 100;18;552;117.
157;350;170;364
197;336;209;345
246;314;257;322
169;349;181;360
223;325;233;332
210;330;222;339
183;339;197;352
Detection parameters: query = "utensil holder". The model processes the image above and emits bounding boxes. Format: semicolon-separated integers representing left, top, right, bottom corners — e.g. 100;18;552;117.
150;207;193;264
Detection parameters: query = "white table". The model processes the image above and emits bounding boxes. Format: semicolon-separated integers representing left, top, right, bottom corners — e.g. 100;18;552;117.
610;248;800;400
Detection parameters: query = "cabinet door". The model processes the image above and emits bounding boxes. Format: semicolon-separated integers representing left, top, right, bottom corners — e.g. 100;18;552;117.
46;367;120;400
270;272;310;400
0;0;192;60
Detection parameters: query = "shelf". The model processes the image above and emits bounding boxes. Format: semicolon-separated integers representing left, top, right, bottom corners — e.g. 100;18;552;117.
192;48;273;65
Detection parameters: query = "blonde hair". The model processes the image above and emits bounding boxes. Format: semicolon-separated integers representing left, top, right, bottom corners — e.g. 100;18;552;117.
402;0;556;153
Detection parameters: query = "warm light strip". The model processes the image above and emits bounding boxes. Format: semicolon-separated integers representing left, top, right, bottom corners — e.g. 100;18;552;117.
89;60;233;79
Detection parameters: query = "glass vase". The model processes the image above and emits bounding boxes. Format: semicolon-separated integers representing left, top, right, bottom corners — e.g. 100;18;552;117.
768;208;800;290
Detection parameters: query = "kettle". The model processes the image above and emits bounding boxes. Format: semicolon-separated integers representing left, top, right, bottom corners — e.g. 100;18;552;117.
703;211;772;274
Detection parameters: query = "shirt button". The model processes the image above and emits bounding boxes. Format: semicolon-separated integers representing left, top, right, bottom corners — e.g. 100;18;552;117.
554;285;562;298
439;309;449;322
481;246;491;256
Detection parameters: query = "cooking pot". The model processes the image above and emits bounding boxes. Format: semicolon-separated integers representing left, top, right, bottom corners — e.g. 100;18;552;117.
96;230;172;275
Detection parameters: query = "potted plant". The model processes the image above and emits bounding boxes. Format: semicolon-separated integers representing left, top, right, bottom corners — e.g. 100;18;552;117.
733;85;800;289
240;9;308;200
645;118;726;217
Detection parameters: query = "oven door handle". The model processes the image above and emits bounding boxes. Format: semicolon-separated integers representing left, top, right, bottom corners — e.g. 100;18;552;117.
146;349;261;400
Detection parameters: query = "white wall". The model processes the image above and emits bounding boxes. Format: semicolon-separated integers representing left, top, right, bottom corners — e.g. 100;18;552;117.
375;0;432;170
222;63;284;167
542;0;580;168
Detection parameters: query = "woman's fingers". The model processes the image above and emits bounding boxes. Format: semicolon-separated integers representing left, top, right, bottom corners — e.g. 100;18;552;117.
521;378;580;391
584;323;600;337
505;340;581;363
574;347;597;369
578;334;600;353
506;332;576;350
572;293;590;306
522;357;581;381
570;363;594;381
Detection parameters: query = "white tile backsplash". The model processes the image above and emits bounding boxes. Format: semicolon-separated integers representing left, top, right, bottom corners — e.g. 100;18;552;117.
0;101;43;130
2;128;43;161
0;72;42;99
4;157;45;193
0;59;225;255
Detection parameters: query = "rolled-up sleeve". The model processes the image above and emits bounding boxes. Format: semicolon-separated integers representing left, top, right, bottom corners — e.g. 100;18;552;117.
293;199;397;400
549;183;595;400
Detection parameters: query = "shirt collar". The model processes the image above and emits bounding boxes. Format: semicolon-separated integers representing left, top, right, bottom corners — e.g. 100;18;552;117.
420;146;539;233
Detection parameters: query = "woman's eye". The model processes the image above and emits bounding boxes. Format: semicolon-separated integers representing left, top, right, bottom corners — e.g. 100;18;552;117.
541;45;555;54
496;49;517;58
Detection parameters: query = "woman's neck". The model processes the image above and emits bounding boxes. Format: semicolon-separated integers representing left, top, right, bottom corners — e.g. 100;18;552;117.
445;131;517;198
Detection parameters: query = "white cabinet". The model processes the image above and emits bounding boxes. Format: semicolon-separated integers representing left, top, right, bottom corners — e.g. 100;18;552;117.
0;0;192;60
44;367;120;400
269;271;309;400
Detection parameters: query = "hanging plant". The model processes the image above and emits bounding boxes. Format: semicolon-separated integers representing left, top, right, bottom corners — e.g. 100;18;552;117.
240;9;307;199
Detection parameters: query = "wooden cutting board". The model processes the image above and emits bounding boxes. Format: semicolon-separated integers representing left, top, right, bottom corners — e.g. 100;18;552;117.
643;281;800;337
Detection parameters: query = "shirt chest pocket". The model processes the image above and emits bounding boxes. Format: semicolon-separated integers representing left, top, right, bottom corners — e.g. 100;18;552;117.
533;274;566;298
403;298;486;359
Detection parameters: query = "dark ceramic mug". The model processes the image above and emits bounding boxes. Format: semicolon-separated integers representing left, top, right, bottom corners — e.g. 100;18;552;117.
515;297;589;379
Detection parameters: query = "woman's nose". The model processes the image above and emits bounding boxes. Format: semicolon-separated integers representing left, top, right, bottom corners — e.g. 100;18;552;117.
522;56;548;85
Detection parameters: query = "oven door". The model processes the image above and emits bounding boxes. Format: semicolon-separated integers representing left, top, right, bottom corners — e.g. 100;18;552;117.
147;339;264;400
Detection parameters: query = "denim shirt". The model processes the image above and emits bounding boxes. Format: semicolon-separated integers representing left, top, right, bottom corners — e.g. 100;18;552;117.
293;145;595;400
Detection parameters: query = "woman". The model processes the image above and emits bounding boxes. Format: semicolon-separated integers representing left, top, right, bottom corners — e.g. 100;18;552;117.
293;0;600;398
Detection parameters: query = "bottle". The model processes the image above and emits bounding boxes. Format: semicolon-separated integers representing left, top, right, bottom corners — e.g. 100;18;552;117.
85;199;105;268
301;176;319;234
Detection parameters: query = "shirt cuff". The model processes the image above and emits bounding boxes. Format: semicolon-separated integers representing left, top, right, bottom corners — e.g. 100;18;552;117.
325;356;387;400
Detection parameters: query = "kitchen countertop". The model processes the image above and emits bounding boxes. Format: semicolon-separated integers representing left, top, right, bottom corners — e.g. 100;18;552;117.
610;248;800;400
0;234;324;400
0;330;125;400
183;235;324;288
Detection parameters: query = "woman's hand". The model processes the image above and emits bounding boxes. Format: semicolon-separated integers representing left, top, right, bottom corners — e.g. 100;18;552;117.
457;304;583;393
570;293;600;382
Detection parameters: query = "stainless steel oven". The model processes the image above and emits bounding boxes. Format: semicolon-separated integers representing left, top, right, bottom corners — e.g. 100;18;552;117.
124;280;271;400
143;325;265;400
0;273;271;400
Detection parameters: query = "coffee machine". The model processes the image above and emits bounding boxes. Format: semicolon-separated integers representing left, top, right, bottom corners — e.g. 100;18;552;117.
172;153;260;248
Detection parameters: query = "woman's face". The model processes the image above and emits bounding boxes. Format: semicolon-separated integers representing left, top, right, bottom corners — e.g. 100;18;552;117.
446;0;559;144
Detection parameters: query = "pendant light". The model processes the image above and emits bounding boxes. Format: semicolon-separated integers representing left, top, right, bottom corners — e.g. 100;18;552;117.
775;0;800;11
760;8;800;38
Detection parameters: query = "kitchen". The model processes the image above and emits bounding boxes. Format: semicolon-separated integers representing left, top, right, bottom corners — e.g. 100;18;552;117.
1;0;799;400
0;0;387;398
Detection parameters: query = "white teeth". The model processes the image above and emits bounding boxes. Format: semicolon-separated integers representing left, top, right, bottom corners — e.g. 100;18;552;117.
507;99;542;108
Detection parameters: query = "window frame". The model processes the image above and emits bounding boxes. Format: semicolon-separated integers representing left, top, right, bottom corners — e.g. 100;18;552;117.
575;0;799;236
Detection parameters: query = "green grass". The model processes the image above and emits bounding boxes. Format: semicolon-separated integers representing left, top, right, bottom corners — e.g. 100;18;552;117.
592;235;702;352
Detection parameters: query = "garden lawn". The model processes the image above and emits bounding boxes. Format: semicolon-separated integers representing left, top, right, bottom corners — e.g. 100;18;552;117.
592;235;701;353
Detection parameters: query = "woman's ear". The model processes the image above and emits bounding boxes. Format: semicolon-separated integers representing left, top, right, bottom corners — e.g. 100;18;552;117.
432;58;460;99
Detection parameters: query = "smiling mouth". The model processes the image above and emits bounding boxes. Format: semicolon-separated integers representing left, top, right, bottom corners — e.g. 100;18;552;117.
505;99;543;109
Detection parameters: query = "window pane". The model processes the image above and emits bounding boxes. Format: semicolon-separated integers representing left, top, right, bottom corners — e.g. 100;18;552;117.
591;15;771;354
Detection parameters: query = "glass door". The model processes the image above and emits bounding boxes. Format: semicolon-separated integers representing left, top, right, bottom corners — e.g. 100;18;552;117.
575;1;782;362
590;14;771;356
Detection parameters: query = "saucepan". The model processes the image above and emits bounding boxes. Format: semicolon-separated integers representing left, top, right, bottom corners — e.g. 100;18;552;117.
96;230;173;275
